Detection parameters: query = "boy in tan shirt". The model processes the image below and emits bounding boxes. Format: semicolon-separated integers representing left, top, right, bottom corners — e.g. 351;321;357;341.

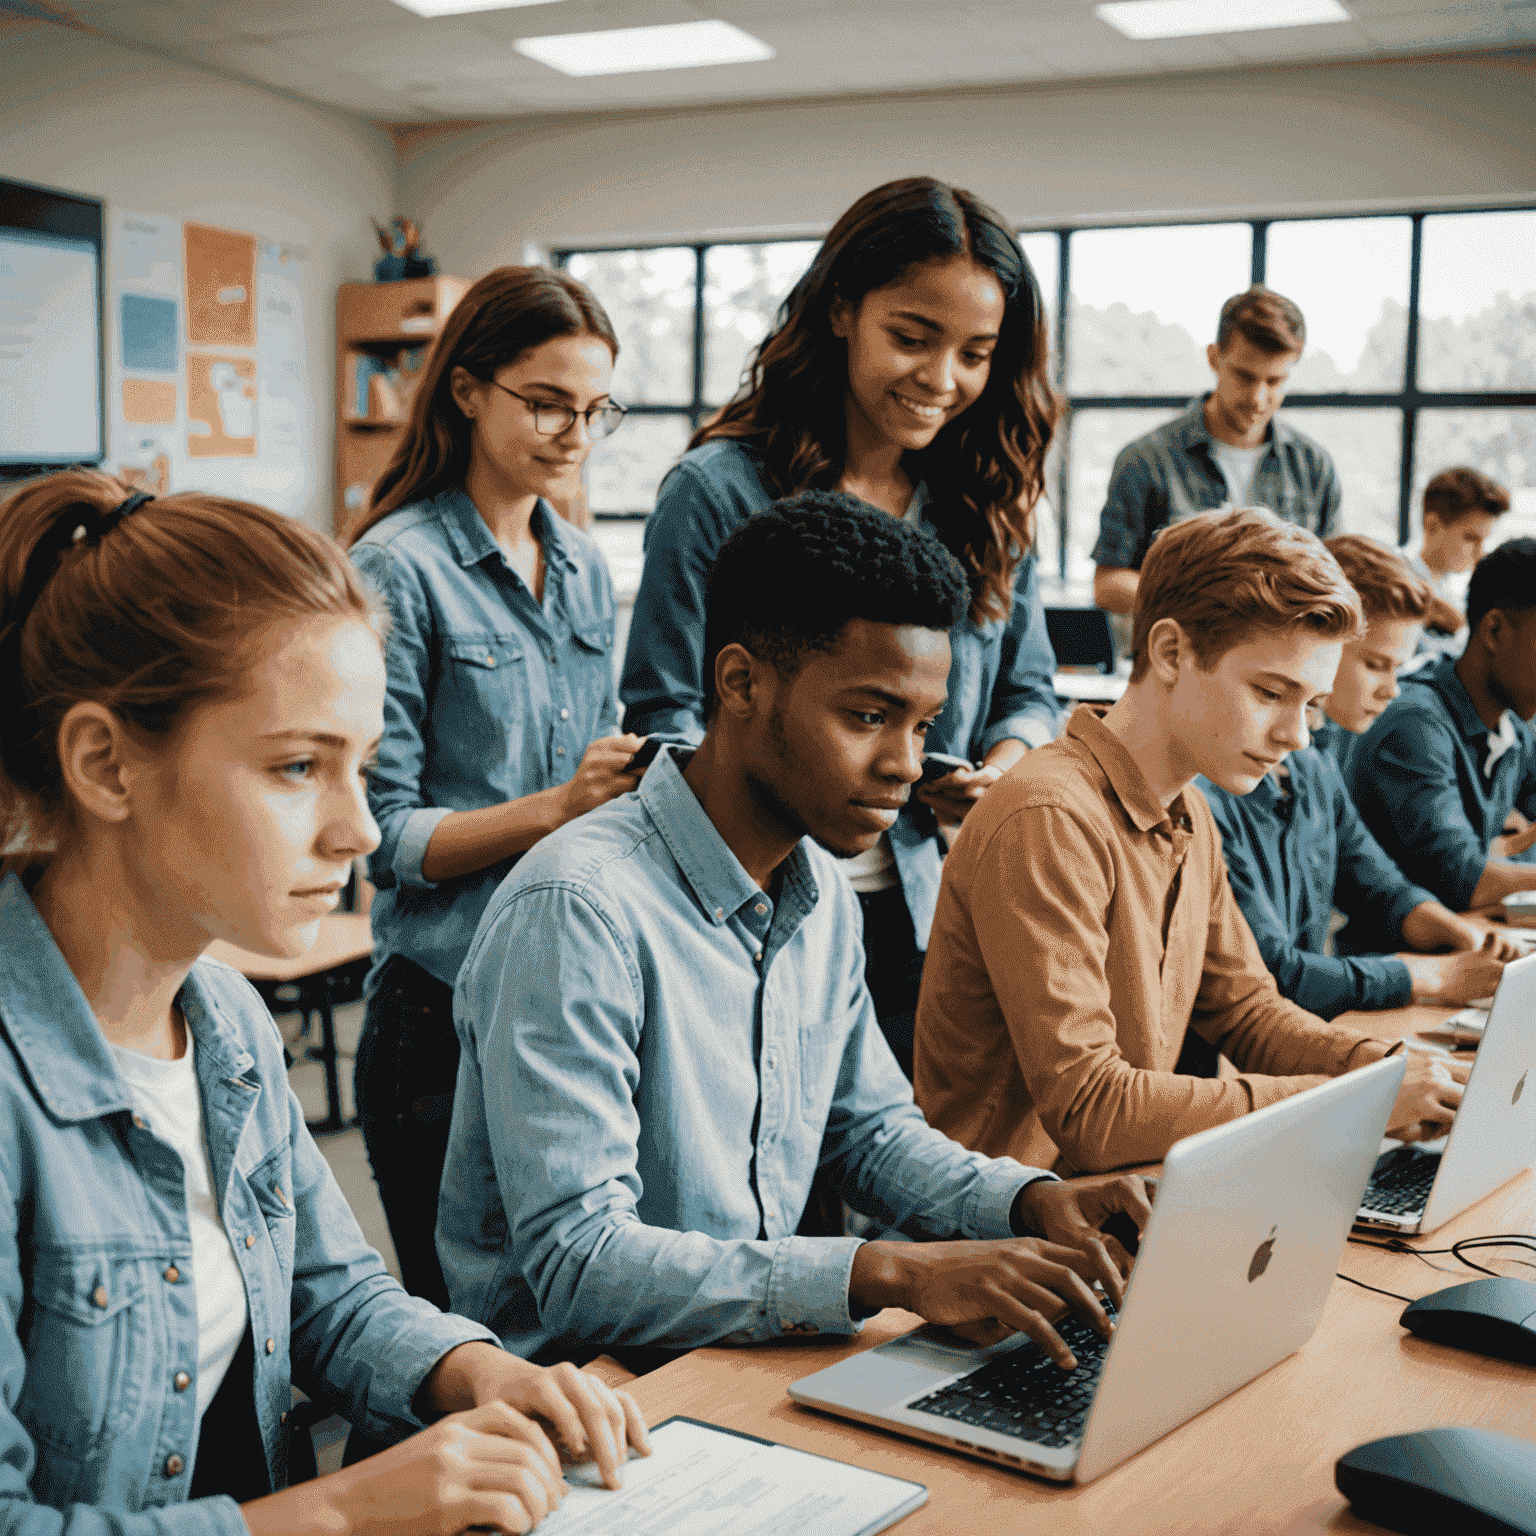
914;508;1468;1174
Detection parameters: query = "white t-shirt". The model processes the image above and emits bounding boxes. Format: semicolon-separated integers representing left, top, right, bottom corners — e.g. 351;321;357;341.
1209;440;1266;510
108;1035;250;1420
841;484;930;897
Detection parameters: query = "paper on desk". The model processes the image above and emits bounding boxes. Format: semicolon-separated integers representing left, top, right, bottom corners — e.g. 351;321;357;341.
538;1417;925;1536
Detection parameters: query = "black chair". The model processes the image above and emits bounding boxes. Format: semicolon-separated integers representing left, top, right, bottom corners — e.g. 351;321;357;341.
1045;606;1116;674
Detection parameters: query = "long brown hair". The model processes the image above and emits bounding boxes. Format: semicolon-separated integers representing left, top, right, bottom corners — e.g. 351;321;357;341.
695;177;1060;625
350;265;618;544
0;468;380;868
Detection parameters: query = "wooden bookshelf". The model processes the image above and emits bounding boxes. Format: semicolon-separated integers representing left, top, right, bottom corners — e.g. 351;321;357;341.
334;275;469;539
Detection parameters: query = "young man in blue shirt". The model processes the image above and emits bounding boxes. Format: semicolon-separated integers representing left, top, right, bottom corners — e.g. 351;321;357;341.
1347;538;1536;914
438;494;1152;1375
1201;534;1512;1019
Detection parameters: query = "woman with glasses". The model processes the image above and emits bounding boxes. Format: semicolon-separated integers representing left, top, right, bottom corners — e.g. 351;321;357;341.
622;178;1061;1080
346;267;642;1311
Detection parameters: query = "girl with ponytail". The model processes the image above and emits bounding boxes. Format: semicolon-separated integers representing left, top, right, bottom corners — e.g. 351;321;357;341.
0;469;645;1536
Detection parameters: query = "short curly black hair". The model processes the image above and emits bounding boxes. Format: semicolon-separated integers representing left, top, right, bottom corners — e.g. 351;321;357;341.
1467;536;1536;638
702;490;970;717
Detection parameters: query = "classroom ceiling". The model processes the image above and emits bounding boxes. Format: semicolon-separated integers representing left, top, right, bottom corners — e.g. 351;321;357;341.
24;0;1536;124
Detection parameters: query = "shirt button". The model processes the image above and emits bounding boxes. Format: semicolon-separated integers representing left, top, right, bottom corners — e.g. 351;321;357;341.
132;1113;146;1129
548;652;558;664
767;1053;777;1069
714;907;724;920
755;903;767;915
92;1285;109;1309
164;1454;184;1477
755;951;764;964
173;1371;191;1392
280;1411;288;1425
265;1338;276;1355
245;1234;256;1249
559;708;569;720
164;1265;180;1284
556;746;566;756
485;656;496;668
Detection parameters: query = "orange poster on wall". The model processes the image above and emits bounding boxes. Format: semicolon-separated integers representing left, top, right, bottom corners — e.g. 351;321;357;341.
184;223;257;347
186;354;257;457
122;378;177;424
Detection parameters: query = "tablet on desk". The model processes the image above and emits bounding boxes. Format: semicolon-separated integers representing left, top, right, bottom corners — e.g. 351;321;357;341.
541;1416;927;1535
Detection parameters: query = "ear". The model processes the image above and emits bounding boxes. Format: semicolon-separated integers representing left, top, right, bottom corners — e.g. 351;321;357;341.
1206;341;1221;374
54;702;142;828
447;365;484;422
1421;510;1443;536
827;292;854;342
1145;617;1190;687
713;642;767;721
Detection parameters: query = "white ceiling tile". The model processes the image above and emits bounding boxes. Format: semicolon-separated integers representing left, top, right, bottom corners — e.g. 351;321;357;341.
1354;3;1512;45
1218;19;1378;60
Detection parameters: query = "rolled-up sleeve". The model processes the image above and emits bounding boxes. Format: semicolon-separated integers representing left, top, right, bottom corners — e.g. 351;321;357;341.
1357;716;1489;910
618;463;738;744
980;551;1060;753
465;883;868;1349
1090;444;1154;570
350;542;449;890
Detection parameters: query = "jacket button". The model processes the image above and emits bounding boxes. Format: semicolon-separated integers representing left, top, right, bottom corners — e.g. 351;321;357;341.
165;1454;184;1477
559;708;569;720
92;1285;108;1309
485;656;495;667
265;1338;276;1354
164;1266;180;1283
245;1234;256;1249
173;1371;191;1392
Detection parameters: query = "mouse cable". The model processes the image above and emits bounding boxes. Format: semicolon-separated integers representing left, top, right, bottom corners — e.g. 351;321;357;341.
1343;1232;1536;1294
1335;1272;1413;1303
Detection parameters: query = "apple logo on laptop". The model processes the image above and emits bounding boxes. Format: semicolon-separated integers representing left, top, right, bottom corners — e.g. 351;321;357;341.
1248;1226;1277;1283
1515;1071;1527;1107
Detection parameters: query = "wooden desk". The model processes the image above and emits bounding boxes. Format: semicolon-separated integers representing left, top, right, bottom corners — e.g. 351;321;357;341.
624;1004;1536;1534
207;913;373;1134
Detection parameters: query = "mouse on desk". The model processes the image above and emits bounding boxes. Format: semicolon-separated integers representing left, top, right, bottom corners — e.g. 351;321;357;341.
1398;1277;1536;1366
1336;1426;1536;1535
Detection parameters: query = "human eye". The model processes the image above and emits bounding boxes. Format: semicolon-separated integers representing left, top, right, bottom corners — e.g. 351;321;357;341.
852;710;886;727
1253;685;1282;703
963;349;993;368
275;758;316;782
889;329;923;349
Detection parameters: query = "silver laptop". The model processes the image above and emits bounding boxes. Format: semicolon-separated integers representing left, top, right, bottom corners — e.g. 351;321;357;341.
1357;949;1536;1235
789;1056;1404;1486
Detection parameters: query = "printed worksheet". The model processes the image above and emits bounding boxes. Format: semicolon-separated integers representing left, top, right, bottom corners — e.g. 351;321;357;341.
539;1417;926;1536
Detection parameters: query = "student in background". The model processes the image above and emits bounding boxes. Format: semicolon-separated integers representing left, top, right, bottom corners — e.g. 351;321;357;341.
1347;538;1536;912
915;510;1466;1175
1198;533;1512;1021
0;471;645;1536
1092;286;1340;618
441;498;1153;1373
1405;466;1512;660
620;176;1061;1076
346;268;644;1310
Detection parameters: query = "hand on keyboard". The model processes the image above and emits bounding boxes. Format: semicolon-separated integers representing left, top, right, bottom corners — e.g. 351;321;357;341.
1384;1050;1470;1144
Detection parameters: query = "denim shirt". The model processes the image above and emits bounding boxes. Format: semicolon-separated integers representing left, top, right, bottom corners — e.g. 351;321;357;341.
1310;716;1363;785
351;491;619;990
617;439;1061;948
436;747;1050;1361
1090;398;1341;571
1345;654;1536;911
0;874;495;1536
1200;749;1434;1019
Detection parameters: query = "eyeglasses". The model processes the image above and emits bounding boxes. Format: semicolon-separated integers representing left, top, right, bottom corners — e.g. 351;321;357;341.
488;381;628;440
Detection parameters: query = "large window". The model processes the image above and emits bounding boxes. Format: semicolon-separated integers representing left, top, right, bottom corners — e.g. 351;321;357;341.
558;206;1536;578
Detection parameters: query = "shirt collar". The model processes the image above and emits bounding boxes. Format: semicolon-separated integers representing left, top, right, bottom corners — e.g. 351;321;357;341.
436;488;581;574
1485;710;1520;778
637;746;821;927
0;873;253;1122
1175;394;1285;455
1065;706;1184;834
1414;654;1495;744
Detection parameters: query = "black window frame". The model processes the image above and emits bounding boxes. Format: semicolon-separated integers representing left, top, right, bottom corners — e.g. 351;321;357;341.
556;202;1536;569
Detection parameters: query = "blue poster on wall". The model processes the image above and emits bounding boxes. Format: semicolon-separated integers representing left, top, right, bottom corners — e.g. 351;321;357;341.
120;292;178;372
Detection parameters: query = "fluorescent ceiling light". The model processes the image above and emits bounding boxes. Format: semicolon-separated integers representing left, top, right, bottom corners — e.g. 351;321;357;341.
515;19;774;76
1096;0;1349;40
393;0;567;18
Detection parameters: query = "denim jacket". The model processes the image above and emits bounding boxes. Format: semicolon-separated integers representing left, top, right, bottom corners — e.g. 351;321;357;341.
351;491;619;990
0;874;496;1536
617;439;1061;948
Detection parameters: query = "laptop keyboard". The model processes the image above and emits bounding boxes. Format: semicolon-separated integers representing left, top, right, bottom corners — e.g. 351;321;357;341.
1360;1148;1441;1216
906;1309;1114;1449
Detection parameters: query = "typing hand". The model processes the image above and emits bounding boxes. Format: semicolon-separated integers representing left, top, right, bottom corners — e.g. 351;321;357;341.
849;1236;1114;1371
1014;1174;1157;1301
1401;940;1507;1004
1384;1050;1471;1144
1493;820;1536;859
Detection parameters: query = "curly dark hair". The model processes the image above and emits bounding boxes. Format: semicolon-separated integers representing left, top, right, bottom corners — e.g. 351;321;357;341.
702;489;969;716
693;176;1059;627
1467;537;1536;638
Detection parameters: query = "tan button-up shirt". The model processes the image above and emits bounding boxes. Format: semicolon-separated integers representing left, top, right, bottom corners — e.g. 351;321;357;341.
915;707;1385;1173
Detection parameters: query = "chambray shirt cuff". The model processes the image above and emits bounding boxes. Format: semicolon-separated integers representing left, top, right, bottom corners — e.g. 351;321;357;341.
771;1235;871;1334
393;805;454;888
964;1163;1060;1241
984;713;1056;754
1385;883;1438;945
1372;957;1416;1010
364;1308;501;1432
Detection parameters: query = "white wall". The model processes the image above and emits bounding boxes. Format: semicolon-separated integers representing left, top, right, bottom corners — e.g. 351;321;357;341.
0;18;398;533
397;54;1536;273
